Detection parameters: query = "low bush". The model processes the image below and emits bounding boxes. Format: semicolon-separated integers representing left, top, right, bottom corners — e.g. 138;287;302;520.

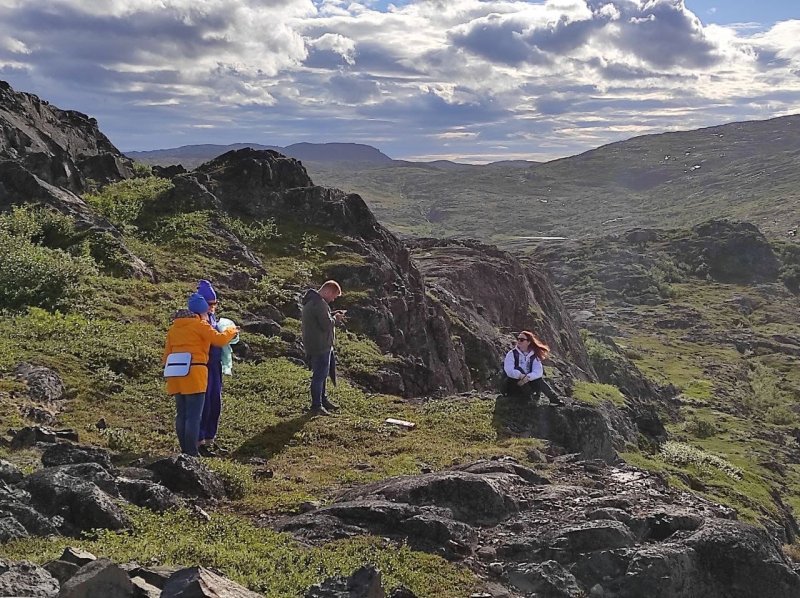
0;231;96;312
84;177;173;229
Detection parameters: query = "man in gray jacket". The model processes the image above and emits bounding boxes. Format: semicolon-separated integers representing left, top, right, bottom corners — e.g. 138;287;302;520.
301;280;345;415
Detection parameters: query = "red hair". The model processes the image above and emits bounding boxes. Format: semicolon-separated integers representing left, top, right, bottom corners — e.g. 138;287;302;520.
520;330;550;360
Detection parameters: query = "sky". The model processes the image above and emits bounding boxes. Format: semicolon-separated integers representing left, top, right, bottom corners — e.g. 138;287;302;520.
0;0;798;162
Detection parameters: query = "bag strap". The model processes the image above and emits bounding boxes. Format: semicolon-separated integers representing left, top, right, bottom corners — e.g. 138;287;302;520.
513;349;527;376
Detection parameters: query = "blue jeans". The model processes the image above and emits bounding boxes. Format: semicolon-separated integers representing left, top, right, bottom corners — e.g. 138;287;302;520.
309;351;331;407
175;393;205;456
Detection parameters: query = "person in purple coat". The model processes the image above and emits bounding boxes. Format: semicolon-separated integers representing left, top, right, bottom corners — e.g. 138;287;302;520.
197;280;224;457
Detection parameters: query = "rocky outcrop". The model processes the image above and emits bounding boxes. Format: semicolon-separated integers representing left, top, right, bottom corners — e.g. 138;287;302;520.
672;220;781;284
15;363;66;404
0;445;231;544
0;80;132;193
57;558;133;598
0;559;59;597
278;458;800;597
0;82;152;280
0;550;263;598
411;239;595;385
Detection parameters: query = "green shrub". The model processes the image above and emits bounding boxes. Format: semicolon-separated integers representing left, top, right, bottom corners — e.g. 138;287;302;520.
220;215;280;247
684;417;718;438
84;177;173;229
0;206;80;249
0;231;96;312
132;162;153;178
745;361;796;424
147;211;214;244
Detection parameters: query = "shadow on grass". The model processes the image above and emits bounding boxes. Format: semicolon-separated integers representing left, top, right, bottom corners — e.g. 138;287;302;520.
232;412;313;461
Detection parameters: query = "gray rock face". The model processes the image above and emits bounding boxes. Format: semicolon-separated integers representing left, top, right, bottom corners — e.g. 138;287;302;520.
10;425;59;449
161;567;263;598
0;498;60;539
146;455;226;500
0;515;28;542
15;363;66;403
19;467;129;534
0;559;59;597
507;561;584;598
43;560;80;585
57;558;133;598
41;443;114;471
411;239;596;386
0;459;23;484
0;80;132;193
277;459;800;597
338;470;520;524
305;565;385;598
116;477;180;513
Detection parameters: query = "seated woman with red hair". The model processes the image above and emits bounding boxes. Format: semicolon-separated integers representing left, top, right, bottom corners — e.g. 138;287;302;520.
503;330;562;404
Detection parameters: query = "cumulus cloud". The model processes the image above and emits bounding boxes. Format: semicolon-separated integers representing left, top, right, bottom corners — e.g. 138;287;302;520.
0;0;797;161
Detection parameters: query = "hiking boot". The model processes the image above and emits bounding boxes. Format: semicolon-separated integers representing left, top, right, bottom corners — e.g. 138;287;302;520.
322;398;339;411
198;445;217;458
309;405;331;416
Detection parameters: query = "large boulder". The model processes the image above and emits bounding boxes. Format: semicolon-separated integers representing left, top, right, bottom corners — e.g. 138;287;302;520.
672;220;781;284
305;565;385;598
683;519;800;597
411;239;596;385
41;443;114;471
337;470;520;525
161;567;262;598
57;558;133;598
116;477;181;513
507;560;584;598
19;467;128;534
0;498;60;539
146;455;226;500
0;559;59;597
15;363;66;403
0;459;23;484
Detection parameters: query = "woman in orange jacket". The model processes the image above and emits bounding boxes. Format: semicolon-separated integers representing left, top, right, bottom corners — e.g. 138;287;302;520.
163;293;239;456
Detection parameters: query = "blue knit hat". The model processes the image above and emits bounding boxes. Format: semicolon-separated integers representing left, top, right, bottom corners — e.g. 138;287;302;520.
187;292;209;315
197;279;217;302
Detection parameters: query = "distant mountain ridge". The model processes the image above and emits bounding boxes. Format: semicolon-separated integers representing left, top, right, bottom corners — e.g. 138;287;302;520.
305;114;800;244
127;142;393;168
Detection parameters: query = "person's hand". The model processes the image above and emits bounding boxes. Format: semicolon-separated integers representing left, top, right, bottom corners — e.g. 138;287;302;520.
333;311;345;322
517;378;528;386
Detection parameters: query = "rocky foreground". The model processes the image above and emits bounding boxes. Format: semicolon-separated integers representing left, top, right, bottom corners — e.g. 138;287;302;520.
3;413;800;598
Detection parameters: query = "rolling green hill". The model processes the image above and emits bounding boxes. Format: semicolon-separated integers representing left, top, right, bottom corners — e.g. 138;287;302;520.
306;115;800;247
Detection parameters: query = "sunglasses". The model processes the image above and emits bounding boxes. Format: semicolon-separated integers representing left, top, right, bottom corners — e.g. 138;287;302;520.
517;336;528;341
